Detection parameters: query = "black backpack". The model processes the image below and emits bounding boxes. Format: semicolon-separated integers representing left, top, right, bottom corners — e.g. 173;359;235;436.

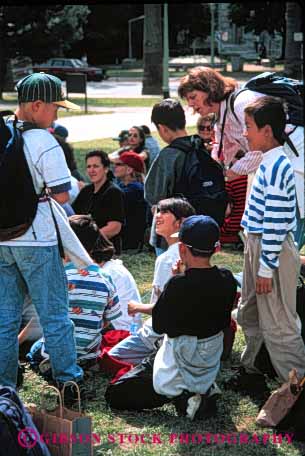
0;385;50;455
228;72;303;157
174;135;228;227
0;112;41;241
105;353;171;411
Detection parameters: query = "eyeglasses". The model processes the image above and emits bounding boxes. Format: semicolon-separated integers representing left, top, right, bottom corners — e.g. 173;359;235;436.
128;133;139;138
114;162;126;167
198;125;212;132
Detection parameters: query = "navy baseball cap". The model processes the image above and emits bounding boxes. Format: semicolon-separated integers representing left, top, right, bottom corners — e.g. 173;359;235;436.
178;215;220;254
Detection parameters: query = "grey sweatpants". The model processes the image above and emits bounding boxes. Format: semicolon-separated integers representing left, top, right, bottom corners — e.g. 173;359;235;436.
237;233;305;382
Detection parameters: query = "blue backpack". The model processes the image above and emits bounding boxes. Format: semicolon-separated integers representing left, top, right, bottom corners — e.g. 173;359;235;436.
0;385;50;455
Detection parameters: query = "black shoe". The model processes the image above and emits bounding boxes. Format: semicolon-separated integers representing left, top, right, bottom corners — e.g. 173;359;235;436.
224;367;269;400
17;362;25;389
173;390;218;421
58;380;95;408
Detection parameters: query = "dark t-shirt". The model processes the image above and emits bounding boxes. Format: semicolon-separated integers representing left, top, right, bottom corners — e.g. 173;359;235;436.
152;266;237;338
72;180;125;254
118;181;147;249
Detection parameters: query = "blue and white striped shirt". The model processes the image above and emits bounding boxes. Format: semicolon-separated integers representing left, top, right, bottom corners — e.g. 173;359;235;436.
241;146;296;278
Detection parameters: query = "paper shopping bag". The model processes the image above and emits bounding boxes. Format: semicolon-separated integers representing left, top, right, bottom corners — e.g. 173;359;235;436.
256;368;305;427
27;382;92;456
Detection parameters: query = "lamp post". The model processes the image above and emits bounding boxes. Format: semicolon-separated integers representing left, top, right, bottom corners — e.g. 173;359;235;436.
210;3;216;67
162;3;170;98
128;15;145;59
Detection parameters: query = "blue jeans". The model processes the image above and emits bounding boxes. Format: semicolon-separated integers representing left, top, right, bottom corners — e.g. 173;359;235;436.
0;245;83;387
109;333;154;365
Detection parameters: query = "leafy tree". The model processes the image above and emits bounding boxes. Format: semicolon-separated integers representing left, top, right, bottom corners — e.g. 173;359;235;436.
229;2;286;35
0;5;89;97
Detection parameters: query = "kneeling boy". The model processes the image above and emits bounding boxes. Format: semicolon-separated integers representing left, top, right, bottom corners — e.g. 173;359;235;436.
152;215;236;419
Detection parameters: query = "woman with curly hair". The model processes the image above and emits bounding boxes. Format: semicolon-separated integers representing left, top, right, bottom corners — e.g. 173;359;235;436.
178;66;304;248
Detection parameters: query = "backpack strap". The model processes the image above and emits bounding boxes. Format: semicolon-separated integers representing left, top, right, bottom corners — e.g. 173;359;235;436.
283;131;299;157
217;98;228;159
46;192;65;259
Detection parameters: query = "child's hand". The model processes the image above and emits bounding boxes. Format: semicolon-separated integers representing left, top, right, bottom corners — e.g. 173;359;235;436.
128;300;140;316
256;276;272;294
172;259;185;275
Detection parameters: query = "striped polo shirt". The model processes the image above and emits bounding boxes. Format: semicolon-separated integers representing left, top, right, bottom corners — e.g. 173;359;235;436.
65;262;121;361
241;146;297;278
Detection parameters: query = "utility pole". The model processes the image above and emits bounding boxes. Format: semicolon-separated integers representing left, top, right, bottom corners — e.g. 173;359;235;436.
210;3;216;67
162;3;170;98
128;15;145;59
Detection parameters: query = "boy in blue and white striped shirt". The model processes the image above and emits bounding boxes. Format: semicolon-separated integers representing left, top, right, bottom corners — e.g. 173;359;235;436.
235;96;305;388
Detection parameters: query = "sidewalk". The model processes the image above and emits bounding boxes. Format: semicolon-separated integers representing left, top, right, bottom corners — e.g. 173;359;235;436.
0;103;199;143
59;106;198;143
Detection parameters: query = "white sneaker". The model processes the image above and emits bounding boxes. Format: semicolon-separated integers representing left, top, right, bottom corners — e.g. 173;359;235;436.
186;394;202;420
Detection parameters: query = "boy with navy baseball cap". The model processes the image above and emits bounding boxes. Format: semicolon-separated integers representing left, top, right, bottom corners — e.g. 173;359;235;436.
151;215;237;420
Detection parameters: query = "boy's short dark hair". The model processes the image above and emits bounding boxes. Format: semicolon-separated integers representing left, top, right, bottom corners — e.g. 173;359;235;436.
157;197;195;220
244;96;287;145
151;99;186;131
69;215;115;263
141;125;151;135
85;150;110;168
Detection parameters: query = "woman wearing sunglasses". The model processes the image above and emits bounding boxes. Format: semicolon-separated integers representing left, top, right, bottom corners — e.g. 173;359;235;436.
196;113;216;153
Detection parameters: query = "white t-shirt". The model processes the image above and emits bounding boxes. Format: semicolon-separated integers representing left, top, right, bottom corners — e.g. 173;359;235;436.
101;259;141;331
139;242;180;349
1;129;71;247
151;242;180;303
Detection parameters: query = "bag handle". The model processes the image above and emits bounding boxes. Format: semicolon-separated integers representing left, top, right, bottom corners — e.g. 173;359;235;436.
41;385;64;419
61;381;81;412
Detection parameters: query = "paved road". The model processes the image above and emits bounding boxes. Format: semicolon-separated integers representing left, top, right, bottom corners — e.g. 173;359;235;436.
69;78;182;98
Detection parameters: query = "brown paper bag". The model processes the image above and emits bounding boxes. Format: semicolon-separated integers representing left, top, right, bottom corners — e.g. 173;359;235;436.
27;382;92;456
256;369;305;427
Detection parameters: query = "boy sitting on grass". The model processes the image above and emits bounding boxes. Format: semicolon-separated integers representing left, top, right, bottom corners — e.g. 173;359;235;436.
108;197;195;364
226;96;305;396
106;215;236;419
27;215;122;374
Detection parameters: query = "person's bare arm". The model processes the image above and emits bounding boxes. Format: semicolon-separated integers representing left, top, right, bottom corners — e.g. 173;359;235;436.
128;300;154;316
99;221;122;239
18;318;34;345
52;191;69;205
138;150;148;161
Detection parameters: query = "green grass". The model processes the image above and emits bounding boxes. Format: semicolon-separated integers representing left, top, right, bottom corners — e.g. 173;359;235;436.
1;94;168;108
72;127;197;177
19;135;305;455
19;245;305;455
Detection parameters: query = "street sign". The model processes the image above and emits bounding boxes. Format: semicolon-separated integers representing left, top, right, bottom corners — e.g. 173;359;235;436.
294;32;303;42
66;73;87;113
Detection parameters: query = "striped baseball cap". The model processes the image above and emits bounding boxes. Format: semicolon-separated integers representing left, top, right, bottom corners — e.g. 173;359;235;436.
16;72;80;110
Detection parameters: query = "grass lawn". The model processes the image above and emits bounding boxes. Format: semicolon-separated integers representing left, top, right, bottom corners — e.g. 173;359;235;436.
1;94;169;108
19;136;305;455
19;246;305;455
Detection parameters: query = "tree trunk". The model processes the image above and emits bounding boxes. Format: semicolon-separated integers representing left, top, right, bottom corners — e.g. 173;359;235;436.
284;2;302;78
0;7;7;99
142;4;163;95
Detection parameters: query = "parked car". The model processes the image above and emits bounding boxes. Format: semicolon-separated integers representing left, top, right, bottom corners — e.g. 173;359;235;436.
32;58;107;81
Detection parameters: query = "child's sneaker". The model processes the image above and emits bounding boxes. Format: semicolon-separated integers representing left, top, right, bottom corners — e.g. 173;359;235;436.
58;380;95;409
173;389;218;421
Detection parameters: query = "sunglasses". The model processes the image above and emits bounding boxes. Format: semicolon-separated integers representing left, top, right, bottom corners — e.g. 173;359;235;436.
198;125;212;132
114;162;126;167
128;133;139;138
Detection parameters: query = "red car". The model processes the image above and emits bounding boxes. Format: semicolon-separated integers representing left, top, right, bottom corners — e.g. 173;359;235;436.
33;58;107;81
